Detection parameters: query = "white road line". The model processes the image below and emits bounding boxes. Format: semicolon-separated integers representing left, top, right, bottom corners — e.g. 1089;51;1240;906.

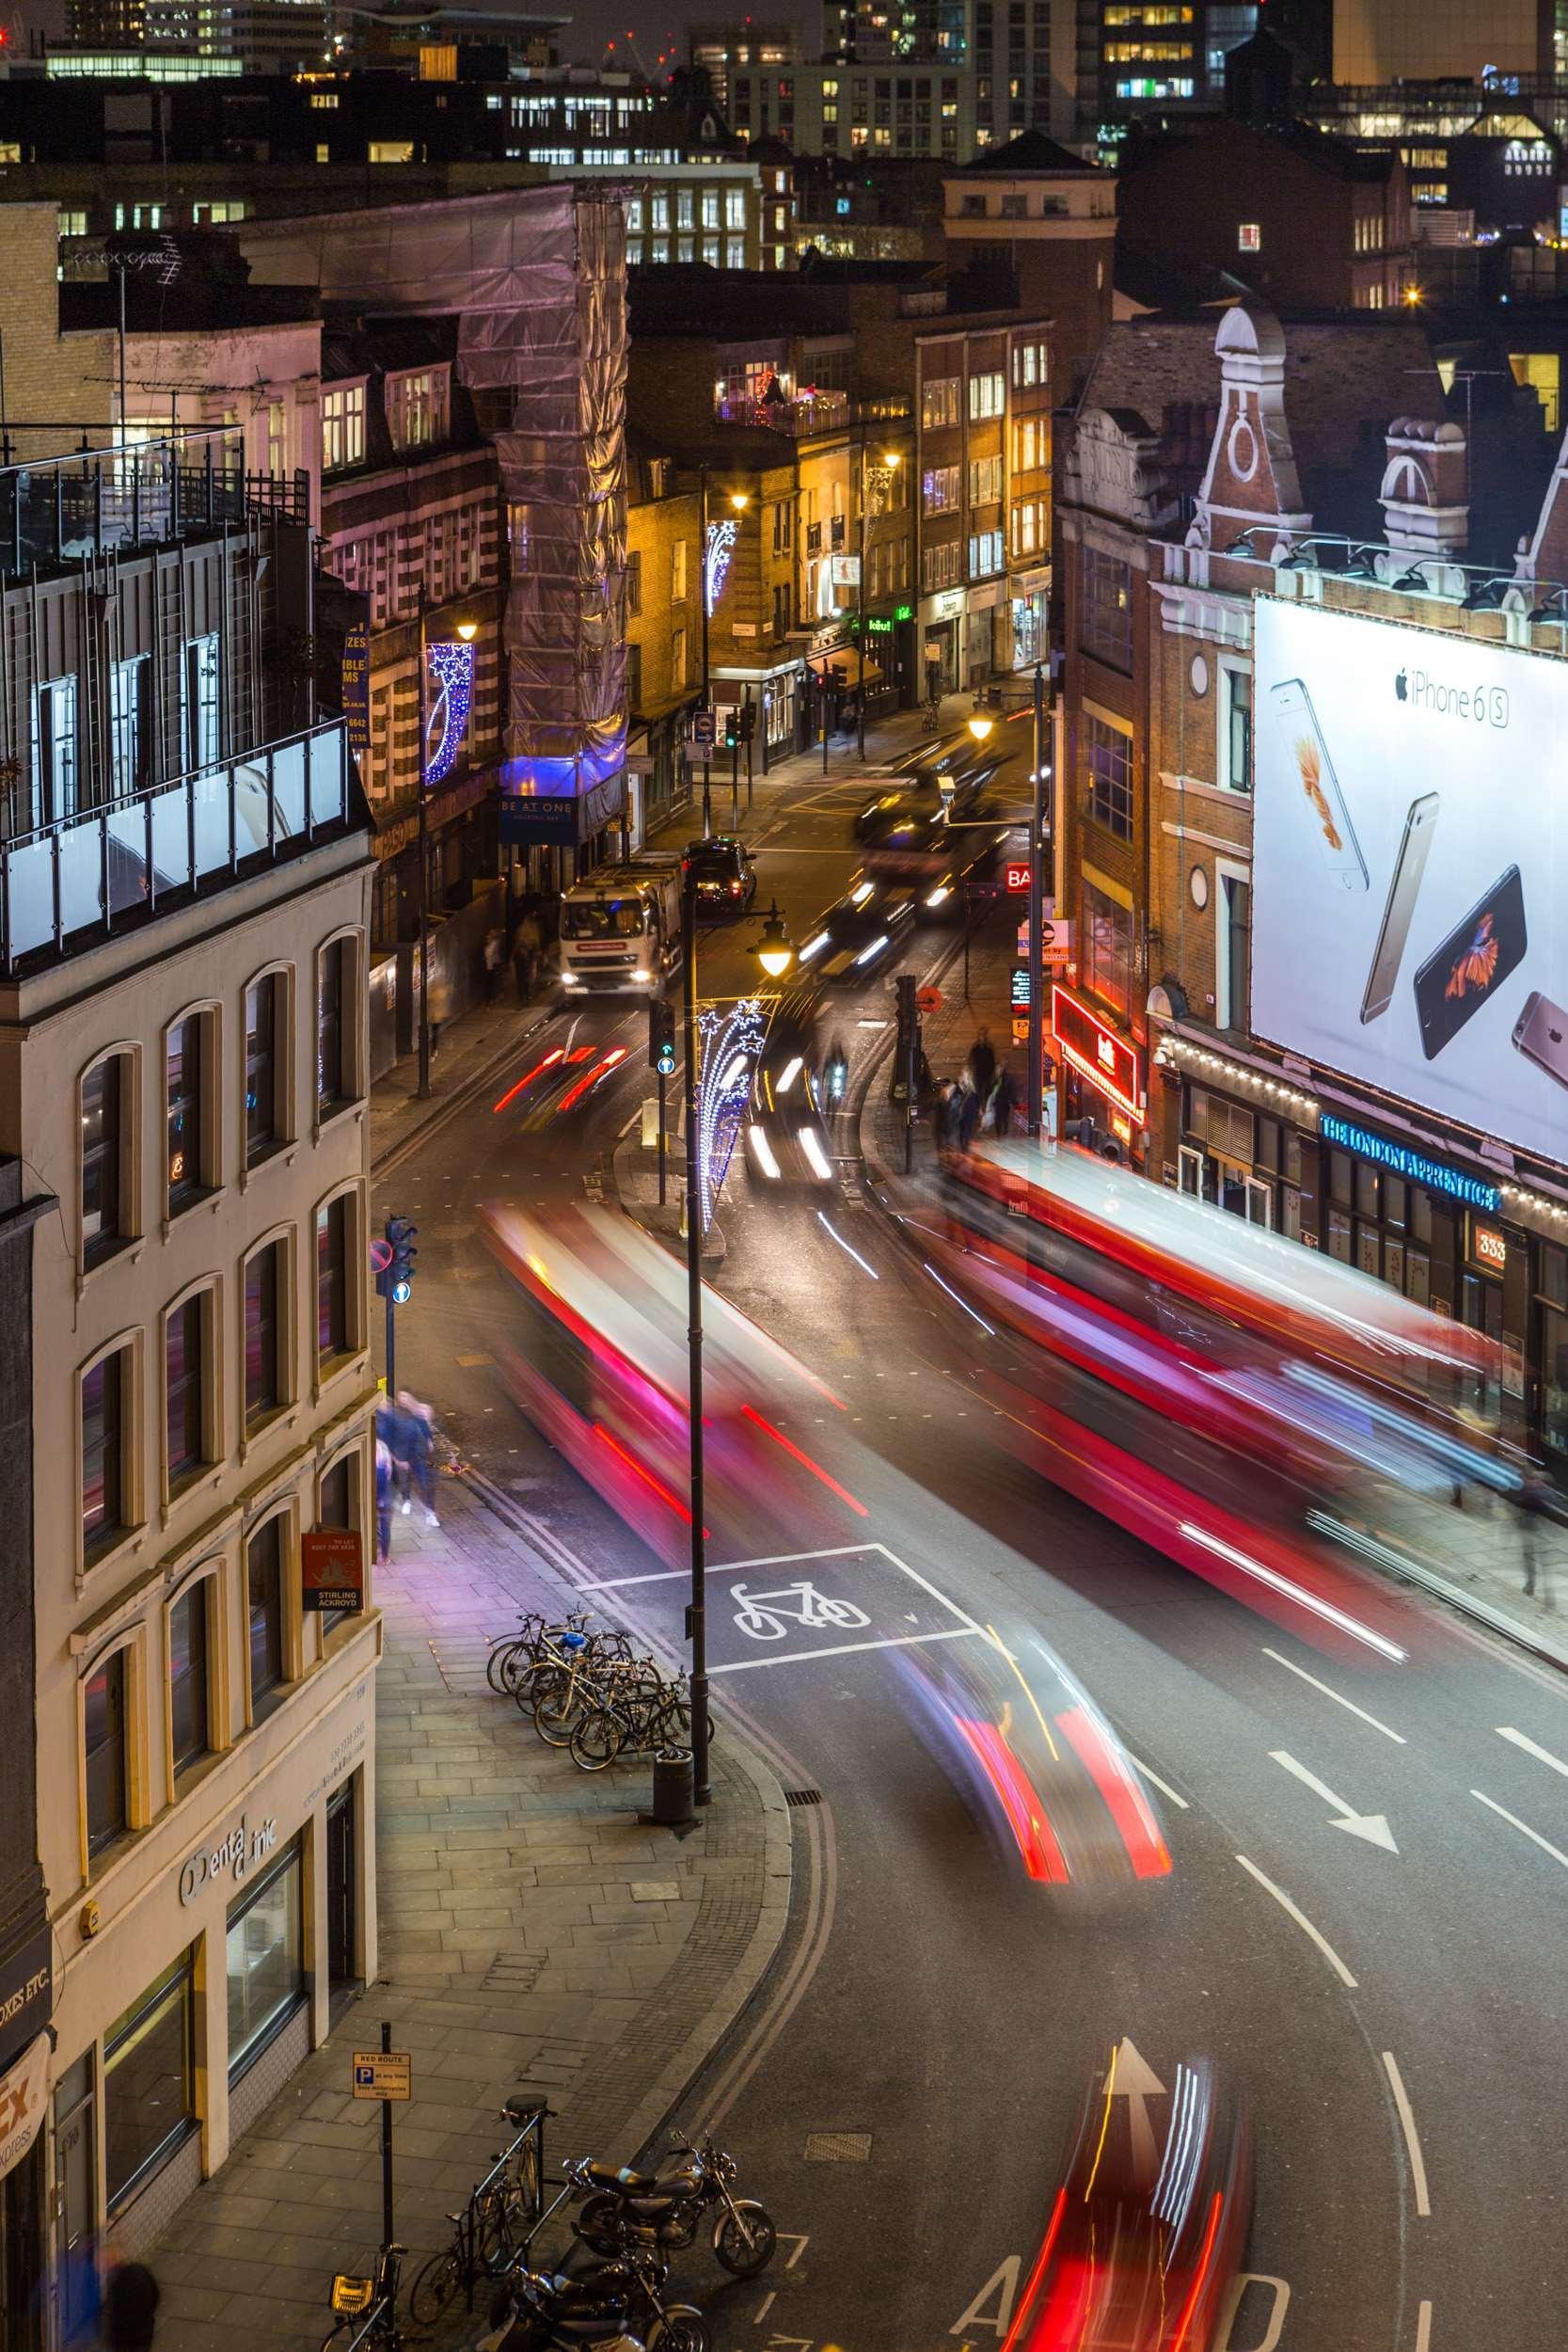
573;1569;687;1592
1382;2051;1432;2217
1262;1646;1407;1744
816;1209;880;1278
1179;1522;1407;1662
1472;1788;1568;1873
1234;1854;1358;1988
1124;1753;1190;1810
709;1625;980;1675
711;1541;882;1571
1497;1724;1568;1781
1416;2299;1432;2352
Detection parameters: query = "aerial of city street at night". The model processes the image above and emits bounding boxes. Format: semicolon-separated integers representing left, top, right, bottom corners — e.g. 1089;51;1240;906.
4;3;1568;2349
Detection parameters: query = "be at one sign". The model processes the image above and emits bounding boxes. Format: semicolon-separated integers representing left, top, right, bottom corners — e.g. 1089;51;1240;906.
353;2049;411;2102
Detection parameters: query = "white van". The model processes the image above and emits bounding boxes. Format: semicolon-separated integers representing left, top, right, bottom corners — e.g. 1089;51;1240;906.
556;861;681;995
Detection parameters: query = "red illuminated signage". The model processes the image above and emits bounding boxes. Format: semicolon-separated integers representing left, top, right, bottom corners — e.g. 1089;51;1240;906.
302;1528;364;1613
1051;983;1144;1124
1005;860;1032;893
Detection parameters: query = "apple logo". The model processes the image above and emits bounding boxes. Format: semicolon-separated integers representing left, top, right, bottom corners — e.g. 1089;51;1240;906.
1394;669;1408;701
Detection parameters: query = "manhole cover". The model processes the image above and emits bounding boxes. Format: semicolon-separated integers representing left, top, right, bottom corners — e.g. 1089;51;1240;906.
804;2131;872;2163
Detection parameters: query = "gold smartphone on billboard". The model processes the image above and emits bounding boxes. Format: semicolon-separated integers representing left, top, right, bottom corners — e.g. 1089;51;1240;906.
1513;991;1568;1090
1360;792;1439;1025
1269;676;1369;891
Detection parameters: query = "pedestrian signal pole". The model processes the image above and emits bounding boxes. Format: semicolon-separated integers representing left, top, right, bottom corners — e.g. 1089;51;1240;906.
373;1216;419;1395
648;996;676;1207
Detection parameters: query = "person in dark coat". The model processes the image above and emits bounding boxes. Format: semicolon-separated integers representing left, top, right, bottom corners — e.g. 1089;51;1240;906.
374;1438;394;1566
101;2262;160;2352
990;1063;1018;1136
968;1028;996;1104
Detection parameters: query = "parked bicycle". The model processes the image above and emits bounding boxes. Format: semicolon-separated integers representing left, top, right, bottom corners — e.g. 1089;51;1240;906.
570;1670;711;1772
321;2244;419;2352
531;1629;641;1746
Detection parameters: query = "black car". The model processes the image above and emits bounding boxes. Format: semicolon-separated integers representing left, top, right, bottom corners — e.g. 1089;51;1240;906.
796;877;915;982
682;834;757;915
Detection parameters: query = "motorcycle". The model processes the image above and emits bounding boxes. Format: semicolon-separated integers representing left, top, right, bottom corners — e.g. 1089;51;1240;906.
567;2136;777;2280
501;2255;705;2352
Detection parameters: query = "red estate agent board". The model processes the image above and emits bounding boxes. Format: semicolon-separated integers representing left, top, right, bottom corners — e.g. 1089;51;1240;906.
302;1527;365;1613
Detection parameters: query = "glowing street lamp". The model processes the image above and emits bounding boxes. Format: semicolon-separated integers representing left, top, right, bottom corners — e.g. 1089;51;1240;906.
967;711;995;746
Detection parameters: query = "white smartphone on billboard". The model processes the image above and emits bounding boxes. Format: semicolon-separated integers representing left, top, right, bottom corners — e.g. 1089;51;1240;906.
1270;676;1369;891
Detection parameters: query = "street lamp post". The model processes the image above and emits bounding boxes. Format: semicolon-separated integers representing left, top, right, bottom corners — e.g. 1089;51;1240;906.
699;473;749;838
685;891;792;1805
1028;660;1049;1140
856;440;901;762
415;596;478;1101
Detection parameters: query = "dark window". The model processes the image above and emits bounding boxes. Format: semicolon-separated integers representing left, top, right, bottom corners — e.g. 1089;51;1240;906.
625;549;641;617
318;939;348;1114
168;1583;209;1774
165;1295;206;1486
166;1014;203;1214
1223;874;1250;1030
1082;544;1133;670
228;1840;305;2082
245;974;280;1166
85;1648;127;1854
317;1194;349;1364
1080;880;1134;1017
1085;715;1132;840
83;1346;128;1553
626;640;642;713
1226;666;1252;792
245;1241;282;1426
247;1515;286;1708
105;1954;195;2213
81;1055;125;1266
318;1454;356;1633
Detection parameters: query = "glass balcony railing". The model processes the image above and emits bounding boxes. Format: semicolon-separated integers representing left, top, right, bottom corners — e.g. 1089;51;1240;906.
0;720;350;970
0;427;278;580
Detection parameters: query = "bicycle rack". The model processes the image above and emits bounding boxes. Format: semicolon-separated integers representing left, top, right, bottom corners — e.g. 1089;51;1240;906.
457;2095;551;2312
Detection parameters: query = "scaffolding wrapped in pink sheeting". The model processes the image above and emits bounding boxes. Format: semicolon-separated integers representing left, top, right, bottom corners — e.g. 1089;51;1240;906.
240;186;628;830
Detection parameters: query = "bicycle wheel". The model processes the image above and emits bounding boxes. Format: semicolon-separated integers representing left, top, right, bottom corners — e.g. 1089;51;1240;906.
476;2188;517;2275
486;1639;531;1696
570;1708;626;1772
534;1677;590;1746
407;2246;463;2326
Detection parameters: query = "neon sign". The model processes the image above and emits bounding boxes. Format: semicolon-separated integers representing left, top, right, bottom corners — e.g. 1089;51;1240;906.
423;639;474;788
1051;983;1144;1124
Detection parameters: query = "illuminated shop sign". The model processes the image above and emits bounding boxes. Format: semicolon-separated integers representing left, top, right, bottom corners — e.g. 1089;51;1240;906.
1317;1113;1501;1212
1052;983;1143;1123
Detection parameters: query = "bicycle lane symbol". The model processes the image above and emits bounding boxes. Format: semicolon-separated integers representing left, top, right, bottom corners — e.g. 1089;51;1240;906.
730;1581;873;1643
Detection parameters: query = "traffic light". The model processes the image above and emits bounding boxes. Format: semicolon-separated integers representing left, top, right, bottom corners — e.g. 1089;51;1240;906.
648;995;676;1077
722;708;740;751
381;1215;418;1305
739;702;756;743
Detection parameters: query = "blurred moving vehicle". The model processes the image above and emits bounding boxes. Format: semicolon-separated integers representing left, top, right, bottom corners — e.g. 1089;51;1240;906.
796;877;915;981
747;992;836;1188
491;1039;633;1130
682;834;757;915
853;736;997;840
897;1629;1170;1887
1007;2050;1252;2350
557;862;680;995
925;1137;1512;1658
483;1202;867;1565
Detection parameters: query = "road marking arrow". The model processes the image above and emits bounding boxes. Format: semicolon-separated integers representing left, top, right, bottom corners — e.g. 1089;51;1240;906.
1269;1751;1399;1851
1109;2036;1167;2174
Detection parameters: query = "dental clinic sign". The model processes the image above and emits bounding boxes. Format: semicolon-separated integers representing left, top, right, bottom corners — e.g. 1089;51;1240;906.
180;1809;277;1907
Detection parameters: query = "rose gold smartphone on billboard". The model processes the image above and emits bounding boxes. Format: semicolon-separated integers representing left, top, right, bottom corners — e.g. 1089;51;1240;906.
1513;991;1568;1091
1360;792;1439;1025
1269;676;1368;892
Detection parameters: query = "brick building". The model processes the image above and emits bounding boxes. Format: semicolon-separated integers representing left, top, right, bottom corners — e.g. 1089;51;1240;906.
625;451;704;832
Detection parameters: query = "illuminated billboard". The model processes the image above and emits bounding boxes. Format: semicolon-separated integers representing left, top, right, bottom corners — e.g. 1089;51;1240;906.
1252;598;1568;1168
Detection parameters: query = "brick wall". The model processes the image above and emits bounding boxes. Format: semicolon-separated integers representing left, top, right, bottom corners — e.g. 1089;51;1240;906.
5;205;112;458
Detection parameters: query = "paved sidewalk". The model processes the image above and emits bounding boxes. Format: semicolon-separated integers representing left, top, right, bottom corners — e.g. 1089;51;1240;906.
146;1476;791;2352
858;907;1568;1673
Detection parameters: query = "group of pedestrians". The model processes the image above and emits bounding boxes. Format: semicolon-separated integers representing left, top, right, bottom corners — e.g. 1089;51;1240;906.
374;1389;441;1565
932;1027;1019;1152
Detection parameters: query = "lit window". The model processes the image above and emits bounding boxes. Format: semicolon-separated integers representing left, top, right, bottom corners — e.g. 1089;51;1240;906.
1238;221;1260;252
368;141;415;164
322;383;365;472
387;366;450;453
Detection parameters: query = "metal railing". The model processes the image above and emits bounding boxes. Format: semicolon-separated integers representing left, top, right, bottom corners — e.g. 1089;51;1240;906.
715;388;851;436
0;427;301;580
0;718;350;970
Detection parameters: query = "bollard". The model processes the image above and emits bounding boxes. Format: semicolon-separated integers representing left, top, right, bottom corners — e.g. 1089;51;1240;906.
651;1745;695;1825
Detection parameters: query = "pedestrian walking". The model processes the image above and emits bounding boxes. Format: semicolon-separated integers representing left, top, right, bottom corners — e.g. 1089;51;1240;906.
483;926;505;1002
428;968;452;1057
968;1027;996;1104
956;1073;981;1152
990;1063;1018;1136
398;1389;441;1528
101;2262;160;2352
375;1438;395;1565
513;904;543;1005
1519;1468;1557;1608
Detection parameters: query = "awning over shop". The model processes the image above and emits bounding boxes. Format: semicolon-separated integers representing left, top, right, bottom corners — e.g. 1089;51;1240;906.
806;651;885;690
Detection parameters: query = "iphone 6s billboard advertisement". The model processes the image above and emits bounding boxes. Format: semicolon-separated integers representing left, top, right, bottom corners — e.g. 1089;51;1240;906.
1252;597;1568;1166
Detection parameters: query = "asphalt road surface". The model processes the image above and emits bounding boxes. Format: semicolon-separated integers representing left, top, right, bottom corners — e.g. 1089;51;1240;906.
376;768;1568;2352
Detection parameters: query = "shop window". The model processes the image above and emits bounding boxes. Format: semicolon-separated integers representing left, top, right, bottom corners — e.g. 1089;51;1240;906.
168;1581;211;1778
85;1647;128;1854
247;1515;288;1712
228;1838;305;2082
82;1051;132;1268
105;1952;196;2214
